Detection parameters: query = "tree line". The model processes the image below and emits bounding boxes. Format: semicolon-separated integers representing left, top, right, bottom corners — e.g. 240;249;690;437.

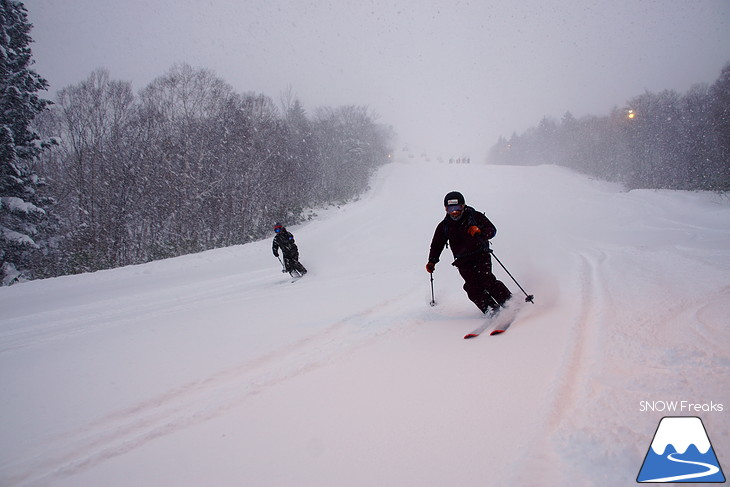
488;63;730;191
1;2;393;285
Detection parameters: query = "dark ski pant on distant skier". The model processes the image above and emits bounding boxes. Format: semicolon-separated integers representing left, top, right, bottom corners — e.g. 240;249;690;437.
283;251;307;275
456;254;511;312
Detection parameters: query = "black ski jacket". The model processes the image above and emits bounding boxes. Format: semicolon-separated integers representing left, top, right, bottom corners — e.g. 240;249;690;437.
428;206;497;267
272;228;298;257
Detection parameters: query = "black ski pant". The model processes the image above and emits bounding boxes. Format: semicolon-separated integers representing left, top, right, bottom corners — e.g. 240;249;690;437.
283;251;307;275
456;254;511;313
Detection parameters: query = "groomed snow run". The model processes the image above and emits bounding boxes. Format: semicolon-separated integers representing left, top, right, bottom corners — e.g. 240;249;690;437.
1;160;729;486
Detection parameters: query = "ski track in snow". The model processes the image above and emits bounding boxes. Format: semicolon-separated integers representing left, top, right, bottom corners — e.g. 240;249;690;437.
0;268;276;355
509;249;601;484
547;250;600;427
4;287;422;487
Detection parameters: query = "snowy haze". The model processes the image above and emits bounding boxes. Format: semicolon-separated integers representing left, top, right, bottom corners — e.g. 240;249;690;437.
1;160;729;486
23;0;730;159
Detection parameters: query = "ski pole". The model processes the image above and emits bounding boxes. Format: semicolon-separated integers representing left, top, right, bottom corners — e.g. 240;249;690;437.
277;255;288;274
491;250;535;303
429;272;436;306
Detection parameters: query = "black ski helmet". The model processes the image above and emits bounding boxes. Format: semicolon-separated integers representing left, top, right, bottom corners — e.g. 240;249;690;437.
444;191;465;207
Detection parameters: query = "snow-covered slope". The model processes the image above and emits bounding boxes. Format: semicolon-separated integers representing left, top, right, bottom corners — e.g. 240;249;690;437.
1;160;728;486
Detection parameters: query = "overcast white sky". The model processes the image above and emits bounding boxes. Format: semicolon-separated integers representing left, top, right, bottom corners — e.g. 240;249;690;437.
23;0;730;160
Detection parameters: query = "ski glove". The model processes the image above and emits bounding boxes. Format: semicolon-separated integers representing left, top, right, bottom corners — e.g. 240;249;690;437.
426;262;436;273
468;225;481;237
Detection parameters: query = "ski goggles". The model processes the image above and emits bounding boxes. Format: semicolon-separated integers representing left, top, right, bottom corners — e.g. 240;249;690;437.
446;204;463;213
274;226;283;233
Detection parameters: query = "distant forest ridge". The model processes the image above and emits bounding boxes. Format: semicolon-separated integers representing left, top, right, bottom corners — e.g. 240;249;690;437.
32;65;394;279
489;62;730;191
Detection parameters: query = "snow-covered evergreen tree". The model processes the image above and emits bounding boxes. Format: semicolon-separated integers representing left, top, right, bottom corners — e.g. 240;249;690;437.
0;0;54;285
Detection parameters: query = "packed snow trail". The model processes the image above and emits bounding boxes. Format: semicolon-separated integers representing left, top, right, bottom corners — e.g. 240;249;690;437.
1;161;728;486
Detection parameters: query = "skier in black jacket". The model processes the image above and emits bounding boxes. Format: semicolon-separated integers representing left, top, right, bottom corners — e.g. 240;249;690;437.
427;191;511;314
272;223;307;277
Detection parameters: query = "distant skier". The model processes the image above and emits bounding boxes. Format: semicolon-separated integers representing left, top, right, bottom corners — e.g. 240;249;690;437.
426;191;511;314
272;223;307;278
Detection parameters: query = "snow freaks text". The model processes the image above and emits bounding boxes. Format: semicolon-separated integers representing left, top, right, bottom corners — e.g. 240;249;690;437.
639;401;724;413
